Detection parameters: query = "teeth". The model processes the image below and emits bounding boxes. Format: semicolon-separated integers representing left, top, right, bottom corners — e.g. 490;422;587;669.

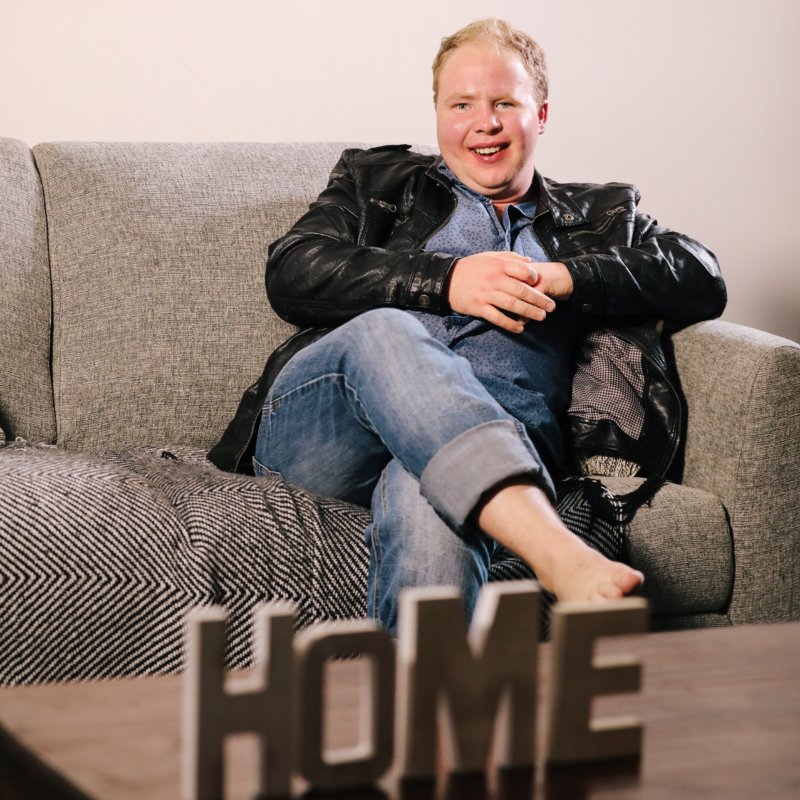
474;146;502;155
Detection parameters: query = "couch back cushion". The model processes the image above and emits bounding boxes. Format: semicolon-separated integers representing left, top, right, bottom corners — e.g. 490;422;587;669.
33;141;357;451
0;138;57;443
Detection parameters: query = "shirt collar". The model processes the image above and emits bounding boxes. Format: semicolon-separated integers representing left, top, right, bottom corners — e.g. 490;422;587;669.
436;158;537;218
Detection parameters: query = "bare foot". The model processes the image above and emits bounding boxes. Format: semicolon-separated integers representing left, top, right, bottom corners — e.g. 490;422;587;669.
538;533;645;602
478;481;644;603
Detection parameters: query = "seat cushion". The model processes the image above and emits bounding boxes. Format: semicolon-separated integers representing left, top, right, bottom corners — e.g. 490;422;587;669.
602;477;733;614
1;441;733;684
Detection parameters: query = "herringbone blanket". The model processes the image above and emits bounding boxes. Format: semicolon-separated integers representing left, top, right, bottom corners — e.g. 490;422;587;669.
0;441;625;685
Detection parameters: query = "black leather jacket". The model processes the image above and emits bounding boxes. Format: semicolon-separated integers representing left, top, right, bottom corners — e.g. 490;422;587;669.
209;145;726;478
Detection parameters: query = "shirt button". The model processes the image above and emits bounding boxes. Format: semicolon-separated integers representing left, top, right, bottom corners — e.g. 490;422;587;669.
419;294;431;308
563;213;575;222
580;303;593;312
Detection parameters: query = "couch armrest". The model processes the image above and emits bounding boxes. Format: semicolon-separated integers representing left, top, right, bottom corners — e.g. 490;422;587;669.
670;319;800;623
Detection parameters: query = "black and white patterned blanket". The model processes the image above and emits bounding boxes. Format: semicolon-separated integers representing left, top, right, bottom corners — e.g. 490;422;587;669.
0;440;627;684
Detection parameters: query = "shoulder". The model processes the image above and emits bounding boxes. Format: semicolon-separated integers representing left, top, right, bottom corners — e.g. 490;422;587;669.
539;174;642;219
332;144;437;179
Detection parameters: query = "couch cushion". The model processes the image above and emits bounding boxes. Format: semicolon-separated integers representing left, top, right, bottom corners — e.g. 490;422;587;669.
602;476;733;614
0;138;57;443
32;141;366;452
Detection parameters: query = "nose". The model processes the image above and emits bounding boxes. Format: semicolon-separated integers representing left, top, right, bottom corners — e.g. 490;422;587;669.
474;104;501;134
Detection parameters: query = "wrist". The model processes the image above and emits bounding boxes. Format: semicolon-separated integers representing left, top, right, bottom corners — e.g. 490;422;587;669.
562;258;601;314
443;256;466;313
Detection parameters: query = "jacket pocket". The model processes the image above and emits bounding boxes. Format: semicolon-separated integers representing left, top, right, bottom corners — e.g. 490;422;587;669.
566;206;628;241
252;455;284;480
357;196;402;246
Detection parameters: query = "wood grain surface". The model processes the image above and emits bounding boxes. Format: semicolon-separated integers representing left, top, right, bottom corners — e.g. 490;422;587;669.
1;621;798;799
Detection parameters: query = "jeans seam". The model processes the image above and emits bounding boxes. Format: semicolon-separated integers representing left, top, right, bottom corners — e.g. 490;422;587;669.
511;418;543;465
268;372;384;449
267;372;346;410
368;468;387;619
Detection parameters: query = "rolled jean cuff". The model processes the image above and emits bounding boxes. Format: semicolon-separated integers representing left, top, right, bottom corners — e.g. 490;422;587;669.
419;419;557;530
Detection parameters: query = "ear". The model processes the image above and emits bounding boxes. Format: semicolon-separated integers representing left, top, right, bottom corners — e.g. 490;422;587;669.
538;103;548;134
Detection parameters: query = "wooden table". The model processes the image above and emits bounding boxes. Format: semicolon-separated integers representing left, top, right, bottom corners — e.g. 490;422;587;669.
1;622;799;799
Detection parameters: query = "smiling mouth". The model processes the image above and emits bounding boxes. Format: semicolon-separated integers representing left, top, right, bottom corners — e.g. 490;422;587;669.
470;144;509;156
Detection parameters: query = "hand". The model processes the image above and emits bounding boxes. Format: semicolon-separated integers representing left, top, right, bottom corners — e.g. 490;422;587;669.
531;261;574;301
447;251;556;334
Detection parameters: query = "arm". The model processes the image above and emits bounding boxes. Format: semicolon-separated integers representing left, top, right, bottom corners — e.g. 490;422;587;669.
265;150;457;327
266;149;558;332
561;213;727;324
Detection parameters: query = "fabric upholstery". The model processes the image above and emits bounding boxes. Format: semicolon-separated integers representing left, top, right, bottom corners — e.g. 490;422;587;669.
651;612;730;631
601;476;733;613
0;138;56;443
32;142;368;452
671;321;800;622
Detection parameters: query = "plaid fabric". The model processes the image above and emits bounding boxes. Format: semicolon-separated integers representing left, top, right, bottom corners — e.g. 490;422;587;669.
569;329;646;440
0;440;629;685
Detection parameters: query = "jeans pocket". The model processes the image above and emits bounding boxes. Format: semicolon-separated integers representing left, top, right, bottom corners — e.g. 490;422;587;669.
252;455;284;480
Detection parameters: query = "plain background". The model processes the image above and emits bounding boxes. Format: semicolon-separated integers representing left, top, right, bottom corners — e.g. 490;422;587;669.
2;0;797;342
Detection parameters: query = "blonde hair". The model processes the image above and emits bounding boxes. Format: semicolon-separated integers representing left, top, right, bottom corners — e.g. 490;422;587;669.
432;18;548;107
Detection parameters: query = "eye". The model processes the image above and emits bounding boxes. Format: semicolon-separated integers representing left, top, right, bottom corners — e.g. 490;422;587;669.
453;102;469;111
496;101;514;109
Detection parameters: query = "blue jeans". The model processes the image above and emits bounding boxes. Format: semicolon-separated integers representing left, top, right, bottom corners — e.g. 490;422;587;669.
253;308;557;635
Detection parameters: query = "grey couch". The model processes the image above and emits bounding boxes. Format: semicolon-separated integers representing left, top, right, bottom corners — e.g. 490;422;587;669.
1;138;798;685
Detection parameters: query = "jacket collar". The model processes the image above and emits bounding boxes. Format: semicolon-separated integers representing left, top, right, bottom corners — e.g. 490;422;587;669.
426;159;587;228
533;172;588;228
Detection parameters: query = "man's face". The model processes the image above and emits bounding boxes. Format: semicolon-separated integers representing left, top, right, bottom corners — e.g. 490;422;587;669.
435;42;547;203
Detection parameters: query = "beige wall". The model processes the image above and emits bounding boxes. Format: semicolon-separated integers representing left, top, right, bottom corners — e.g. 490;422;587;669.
2;0;797;341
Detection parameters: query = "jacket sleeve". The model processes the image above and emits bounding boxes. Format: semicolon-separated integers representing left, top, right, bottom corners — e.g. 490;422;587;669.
562;213;727;324
265;150;458;328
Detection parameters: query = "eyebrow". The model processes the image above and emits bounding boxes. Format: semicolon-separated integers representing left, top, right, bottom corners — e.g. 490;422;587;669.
442;92;478;103
443;92;518;106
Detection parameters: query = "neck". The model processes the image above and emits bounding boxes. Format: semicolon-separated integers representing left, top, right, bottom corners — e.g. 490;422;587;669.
491;183;535;220
491;199;511;221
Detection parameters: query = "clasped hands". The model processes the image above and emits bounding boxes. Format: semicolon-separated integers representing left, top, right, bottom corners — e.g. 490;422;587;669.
446;251;574;334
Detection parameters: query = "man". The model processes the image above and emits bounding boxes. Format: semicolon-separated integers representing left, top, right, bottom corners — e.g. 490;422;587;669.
210;19;725;635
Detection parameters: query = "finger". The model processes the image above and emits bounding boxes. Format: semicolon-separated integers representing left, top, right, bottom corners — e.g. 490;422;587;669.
503;259;539;285
489;287;547;321
499;278;556;313
479;304;526;334
487;252;534;270
493;293;547;322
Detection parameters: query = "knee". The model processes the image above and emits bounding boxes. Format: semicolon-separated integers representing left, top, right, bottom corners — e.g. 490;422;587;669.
333;309;433;379
343;308;426;348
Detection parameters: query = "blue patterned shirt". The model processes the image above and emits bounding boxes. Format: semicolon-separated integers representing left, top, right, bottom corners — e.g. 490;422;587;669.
409;160;577;476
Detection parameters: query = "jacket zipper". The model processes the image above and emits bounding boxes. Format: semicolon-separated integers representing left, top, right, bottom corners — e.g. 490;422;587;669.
416;170;458;246
418;198;457;246
532;207;558;262
369;197;398;213
566;206;626;239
